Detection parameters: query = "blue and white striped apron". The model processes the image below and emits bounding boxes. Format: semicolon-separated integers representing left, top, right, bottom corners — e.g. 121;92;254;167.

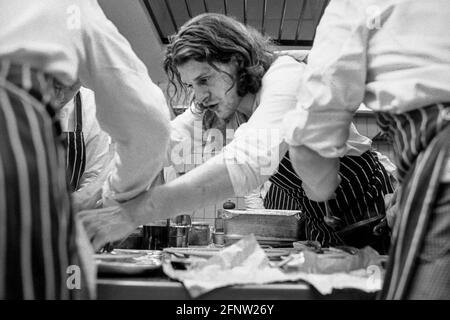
0;60;89;299
269;150;394;252
377;103;450;300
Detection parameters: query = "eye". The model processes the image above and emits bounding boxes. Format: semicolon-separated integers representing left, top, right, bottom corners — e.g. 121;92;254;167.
197;76;210;86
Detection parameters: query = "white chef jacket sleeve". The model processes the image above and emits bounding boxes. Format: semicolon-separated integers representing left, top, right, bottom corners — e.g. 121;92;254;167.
77;2;171;203
283;0;368;158
221;56;304;196
166;106;204;173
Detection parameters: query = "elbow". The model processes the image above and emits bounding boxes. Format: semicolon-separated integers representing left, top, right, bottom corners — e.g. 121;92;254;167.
289;145;341;202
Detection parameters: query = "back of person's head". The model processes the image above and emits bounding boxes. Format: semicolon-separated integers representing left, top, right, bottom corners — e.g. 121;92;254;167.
164;13;275;108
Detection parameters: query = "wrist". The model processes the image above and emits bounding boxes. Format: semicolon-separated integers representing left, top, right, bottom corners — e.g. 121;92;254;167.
134;185;173;225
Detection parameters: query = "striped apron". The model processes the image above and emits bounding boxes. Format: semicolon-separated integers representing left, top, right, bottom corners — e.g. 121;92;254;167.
377;103;450;300
62;92;86;192
0;60;90;299
264;183;302;211
269;150;394;252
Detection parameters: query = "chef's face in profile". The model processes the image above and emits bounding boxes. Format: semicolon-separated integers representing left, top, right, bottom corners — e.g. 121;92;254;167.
54;80;82;109
177;59;242;122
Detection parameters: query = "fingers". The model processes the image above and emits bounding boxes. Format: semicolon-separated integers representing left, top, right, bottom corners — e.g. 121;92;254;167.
72;186;104;212
78;207;119;240
386;203;398;228
83;217;106;241
91;231;111;252
85;218;117;251
78;204;138;251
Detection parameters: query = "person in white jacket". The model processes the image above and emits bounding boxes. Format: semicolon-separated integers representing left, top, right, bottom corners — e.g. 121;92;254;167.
282;0;450;300
0;0;170;299
82;13;393;254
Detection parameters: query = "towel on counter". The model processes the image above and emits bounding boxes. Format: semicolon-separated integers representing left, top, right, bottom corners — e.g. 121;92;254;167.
162;234;385;298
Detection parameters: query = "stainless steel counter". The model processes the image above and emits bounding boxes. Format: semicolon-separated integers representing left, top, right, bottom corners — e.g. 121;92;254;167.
96;276;377;300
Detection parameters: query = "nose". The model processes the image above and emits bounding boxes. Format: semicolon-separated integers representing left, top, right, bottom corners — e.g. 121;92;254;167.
193;86;210;105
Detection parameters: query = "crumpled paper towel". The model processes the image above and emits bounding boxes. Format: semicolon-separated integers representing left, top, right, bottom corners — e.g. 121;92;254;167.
163;234;384;298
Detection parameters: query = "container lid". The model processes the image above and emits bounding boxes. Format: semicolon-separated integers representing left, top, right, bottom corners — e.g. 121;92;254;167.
222;209;302;218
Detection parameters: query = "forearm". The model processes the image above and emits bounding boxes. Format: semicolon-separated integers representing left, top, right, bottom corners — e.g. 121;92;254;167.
289;145;340;202
136;160;235;225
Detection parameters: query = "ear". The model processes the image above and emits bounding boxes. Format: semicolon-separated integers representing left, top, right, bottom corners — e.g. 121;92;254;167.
229;55;242;68
229;55;244;78
73;79;82;90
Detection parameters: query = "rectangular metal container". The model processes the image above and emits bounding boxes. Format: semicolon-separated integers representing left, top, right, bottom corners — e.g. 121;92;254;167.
221;209;303;241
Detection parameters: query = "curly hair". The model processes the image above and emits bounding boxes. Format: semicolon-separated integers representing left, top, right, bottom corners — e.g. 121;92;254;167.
163;13;276;114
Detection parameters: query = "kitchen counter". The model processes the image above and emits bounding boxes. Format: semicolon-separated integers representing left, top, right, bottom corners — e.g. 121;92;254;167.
96;274;377;300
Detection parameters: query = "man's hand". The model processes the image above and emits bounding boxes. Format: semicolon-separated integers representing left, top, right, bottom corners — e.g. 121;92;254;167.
78;185;172;251
78;205;137;251
78;188;152;251
289;145;341;202
72;187;103;213
384;187;400;228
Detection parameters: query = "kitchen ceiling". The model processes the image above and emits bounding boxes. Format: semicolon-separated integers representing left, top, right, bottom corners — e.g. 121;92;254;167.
98;0;329;86
141;0;330;47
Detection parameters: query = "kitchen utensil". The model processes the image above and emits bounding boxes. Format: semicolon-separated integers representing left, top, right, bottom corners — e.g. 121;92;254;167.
323;200;343;230
142;225;168;250
212;231;225;245
189;223;211;246
168;225;190;247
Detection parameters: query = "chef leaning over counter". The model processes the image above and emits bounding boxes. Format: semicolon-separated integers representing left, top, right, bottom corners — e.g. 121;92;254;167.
281;0;450;300
0;0;170;299
80;14;394;255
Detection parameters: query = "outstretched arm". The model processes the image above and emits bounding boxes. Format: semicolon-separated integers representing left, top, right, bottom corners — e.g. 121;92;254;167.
80;157;235;250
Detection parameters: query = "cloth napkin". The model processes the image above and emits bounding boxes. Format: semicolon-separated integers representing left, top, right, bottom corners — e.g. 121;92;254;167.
163;234;384;298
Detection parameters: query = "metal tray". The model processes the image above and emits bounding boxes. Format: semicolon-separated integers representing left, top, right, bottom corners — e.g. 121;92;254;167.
223;234;298;247
95;249;162;275
163;246;298;259
222;209;302;240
